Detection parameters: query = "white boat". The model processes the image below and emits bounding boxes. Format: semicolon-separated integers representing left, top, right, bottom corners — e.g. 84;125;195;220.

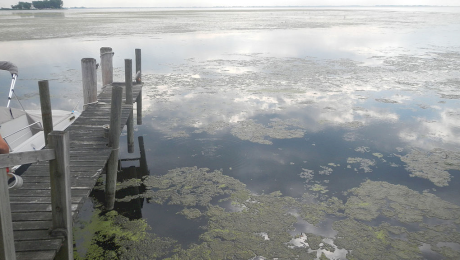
0;106;79;153
1;61;80;187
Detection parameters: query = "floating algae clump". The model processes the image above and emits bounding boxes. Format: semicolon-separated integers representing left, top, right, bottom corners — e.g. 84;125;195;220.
372;153;383;158
333;219;421;260
398;148;460;187
347;157;375;173
355;146;370;153
335;181;460;259
143;167;246;206
309;184;329;194
230;119;305;145
74;210;178;260
344;180;460;223
168;191;317;260
178;208;202;219
408;224;460;258
298;195;344;225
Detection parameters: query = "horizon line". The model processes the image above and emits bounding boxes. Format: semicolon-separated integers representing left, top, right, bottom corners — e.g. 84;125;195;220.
3;5;458;10
63;5;458;8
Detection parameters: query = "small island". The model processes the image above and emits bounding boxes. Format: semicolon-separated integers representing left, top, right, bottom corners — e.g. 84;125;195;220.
10;0;62;10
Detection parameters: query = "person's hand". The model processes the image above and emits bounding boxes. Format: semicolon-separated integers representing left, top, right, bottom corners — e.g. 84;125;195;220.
11;73;17;79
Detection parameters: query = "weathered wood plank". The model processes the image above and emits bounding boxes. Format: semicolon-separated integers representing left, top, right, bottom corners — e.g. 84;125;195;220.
12;212;52;221
9;189;89;197
15;178;98;190
21;175;100;183
15;230;64;241
13;221;51;231
15;239;62;251
25;169;105;178
10;204;79;213
10;196;83;204
0;150;55;168
16;250;56;260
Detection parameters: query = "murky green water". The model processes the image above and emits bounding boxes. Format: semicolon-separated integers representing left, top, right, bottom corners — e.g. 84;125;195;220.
2;7;460;259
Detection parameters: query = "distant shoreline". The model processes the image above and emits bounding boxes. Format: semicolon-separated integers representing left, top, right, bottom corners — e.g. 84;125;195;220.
1;5;458;11
65;5;455;8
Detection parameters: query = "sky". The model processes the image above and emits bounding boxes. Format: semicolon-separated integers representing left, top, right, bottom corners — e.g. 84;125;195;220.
1;0;458;8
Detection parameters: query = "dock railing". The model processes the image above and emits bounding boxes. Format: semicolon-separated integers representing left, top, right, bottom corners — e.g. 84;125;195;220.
0;131;73;260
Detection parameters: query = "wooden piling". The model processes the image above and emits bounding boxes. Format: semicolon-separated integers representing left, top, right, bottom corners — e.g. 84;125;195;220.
135;49;142;125
81;58;98;110
125;59;134;153
137;90;142;125
125;59;133;104
48;131;73;260
100;47;114;87
106;85;123;210
0;167;16;260
135;49;141;84
138;136;148;174
38;80;53;146
127;110;134;154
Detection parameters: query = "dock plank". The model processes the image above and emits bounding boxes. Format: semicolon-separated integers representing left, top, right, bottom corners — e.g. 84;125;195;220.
17;250;56;260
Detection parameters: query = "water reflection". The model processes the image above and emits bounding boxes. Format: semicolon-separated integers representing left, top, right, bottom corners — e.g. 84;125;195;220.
115;136;150;219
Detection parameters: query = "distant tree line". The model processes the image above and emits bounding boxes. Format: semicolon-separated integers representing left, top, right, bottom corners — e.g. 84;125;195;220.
12;2;31;9
11;0;63;9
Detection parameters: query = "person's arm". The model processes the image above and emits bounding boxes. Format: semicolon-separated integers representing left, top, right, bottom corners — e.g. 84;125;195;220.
0;133;12;178
0;133;9;154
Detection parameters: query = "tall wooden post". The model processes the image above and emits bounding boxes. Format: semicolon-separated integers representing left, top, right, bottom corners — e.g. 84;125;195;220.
125;59;133;104
48;131;73;260
106;86;123;210
135;49;142;125
135;49;141;84
125;59;134;153
136;90;142;126
0;167;16;260
81;58;98;110
138;136;148;175
100;47;113;87
38;80;53;146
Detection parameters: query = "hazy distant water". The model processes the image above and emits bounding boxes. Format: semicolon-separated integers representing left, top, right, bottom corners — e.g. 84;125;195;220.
2;7;460;259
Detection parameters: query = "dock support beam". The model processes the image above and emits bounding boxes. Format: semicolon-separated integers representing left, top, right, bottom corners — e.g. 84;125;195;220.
39;80;53;146
136;90;142;126
135;49;142;125
81;58;98;110
125;59;134;153
48;131;73;260
100;47;114;87
135;48;141;84
106;86;123;210
0;167;16;260
139;136;148;174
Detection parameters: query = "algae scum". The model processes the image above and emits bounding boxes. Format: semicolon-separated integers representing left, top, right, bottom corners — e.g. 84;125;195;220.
2;6;460;260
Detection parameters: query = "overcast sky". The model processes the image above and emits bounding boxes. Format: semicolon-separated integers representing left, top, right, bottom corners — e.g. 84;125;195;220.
2;0;458;8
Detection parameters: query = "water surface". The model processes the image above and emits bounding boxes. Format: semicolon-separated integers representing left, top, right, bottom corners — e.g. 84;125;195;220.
2;7;460;260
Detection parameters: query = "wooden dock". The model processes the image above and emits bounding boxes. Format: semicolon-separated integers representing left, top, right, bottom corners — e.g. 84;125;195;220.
7;82;142;259
0;48;144;259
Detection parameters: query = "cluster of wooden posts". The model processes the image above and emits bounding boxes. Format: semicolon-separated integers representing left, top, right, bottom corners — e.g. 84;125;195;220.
84;48;143;211
0;47;143;260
